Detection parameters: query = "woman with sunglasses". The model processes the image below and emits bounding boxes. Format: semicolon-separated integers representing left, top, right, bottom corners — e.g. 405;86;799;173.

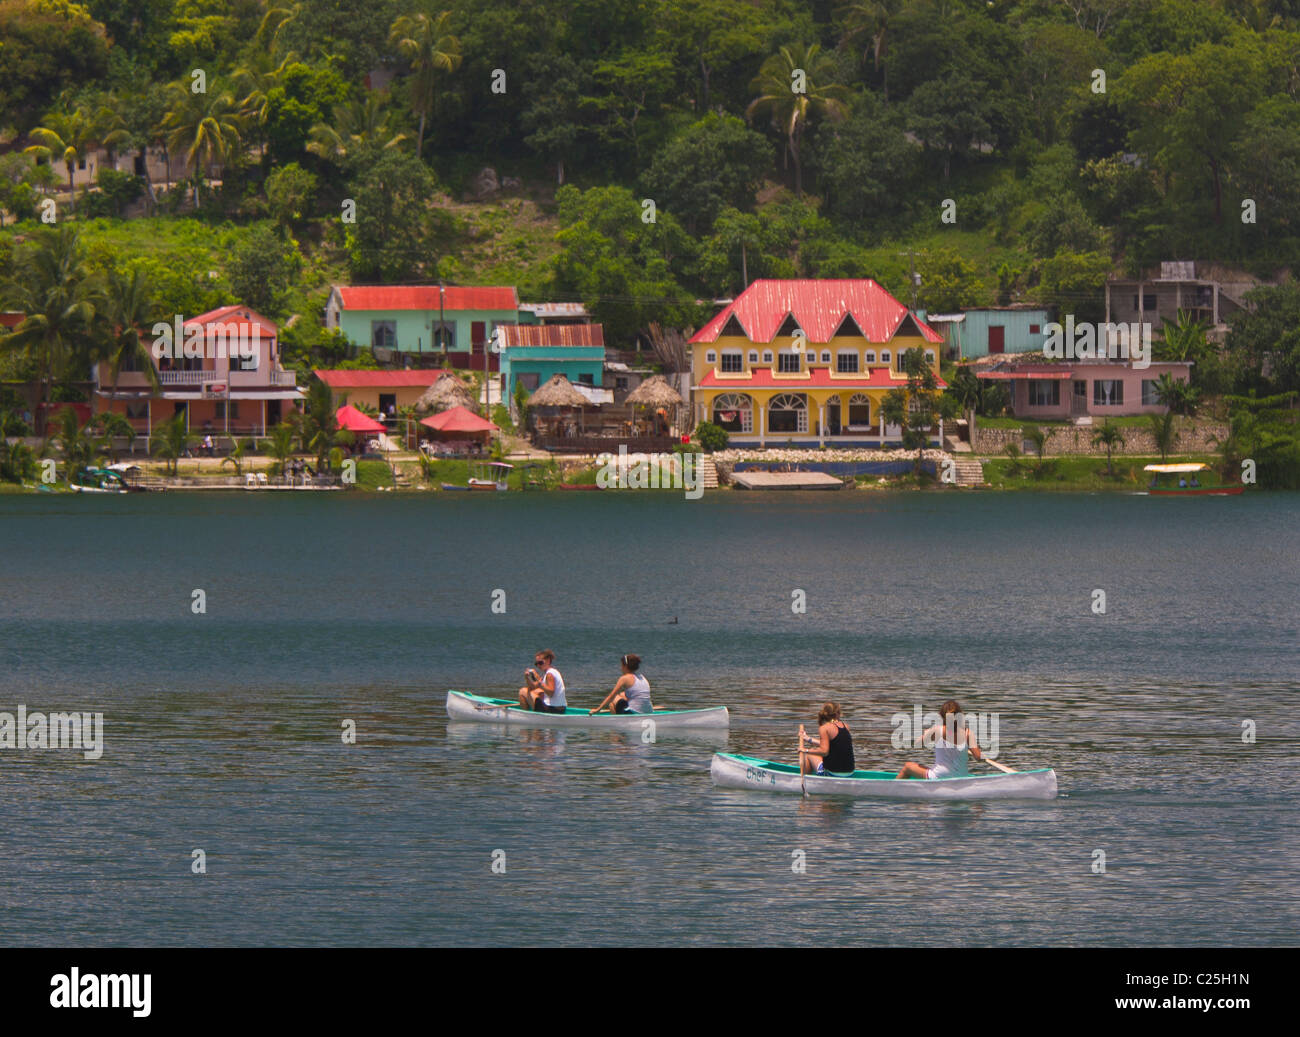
518;649;567;713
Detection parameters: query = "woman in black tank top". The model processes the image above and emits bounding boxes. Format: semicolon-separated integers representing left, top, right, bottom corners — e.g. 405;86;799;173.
800;702;856;776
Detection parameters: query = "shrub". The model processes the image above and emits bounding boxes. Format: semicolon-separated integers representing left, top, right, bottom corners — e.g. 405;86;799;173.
695;421;729;452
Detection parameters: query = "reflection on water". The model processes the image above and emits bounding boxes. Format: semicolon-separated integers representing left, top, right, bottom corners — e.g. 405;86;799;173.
0;491;1296;946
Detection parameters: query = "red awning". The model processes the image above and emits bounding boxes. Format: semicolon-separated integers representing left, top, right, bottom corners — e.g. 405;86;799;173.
335;404;387;432
419;405;499;433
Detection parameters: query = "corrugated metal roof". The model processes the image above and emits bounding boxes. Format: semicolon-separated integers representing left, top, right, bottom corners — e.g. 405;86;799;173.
335;285;519;312
186;304;277;336
690;279;943;345
501;324;605;347
314;369;453;387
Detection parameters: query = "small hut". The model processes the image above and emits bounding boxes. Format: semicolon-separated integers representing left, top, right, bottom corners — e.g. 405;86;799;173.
624;374;683;436
528;373;591;439
416;373;476;414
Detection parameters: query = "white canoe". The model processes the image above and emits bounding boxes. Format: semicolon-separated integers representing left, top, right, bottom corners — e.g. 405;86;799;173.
446;690;730;730
711;752;1058;800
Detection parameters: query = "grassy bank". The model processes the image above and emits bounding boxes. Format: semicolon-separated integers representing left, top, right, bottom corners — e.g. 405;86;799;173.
981;454;1224;491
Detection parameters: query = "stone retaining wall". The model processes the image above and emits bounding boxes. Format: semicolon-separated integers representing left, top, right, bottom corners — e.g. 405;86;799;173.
972;421;1227;456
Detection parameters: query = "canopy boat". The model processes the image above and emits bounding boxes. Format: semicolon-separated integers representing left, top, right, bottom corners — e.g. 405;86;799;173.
468;461;512;491
1143;463;1243;496
710;752;1058;800
69;466;129;494
446;690;729;730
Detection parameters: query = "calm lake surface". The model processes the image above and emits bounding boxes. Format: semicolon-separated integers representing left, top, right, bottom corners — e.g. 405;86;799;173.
1;489;1297;946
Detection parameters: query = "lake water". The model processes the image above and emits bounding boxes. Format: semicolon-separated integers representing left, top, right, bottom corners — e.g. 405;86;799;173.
0;489;1297;946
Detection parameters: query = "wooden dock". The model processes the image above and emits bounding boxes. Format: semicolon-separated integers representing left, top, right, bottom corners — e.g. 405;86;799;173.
730;471;846;491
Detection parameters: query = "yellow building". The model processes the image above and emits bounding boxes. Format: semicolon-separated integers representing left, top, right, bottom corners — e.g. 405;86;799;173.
690;279;947;446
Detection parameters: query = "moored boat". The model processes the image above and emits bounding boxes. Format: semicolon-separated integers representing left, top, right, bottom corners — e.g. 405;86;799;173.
1143;462;1243;496
710;752;1057;800
446;689;729;730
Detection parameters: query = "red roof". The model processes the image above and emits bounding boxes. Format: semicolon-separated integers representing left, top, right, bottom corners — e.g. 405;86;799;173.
186;304;277;337
335;404;387;432
698;368;946;389
0;312;24;329
333;285;519;312
500;324;604;347
420;405;499;433
690;279;942;345
976;369;1072;380
314;369;454;388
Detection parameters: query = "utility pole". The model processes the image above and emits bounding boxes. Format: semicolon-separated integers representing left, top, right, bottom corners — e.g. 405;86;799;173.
897;249;923;310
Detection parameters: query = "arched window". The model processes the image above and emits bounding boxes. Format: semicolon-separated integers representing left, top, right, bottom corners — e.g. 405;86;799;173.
848;393;871;427
705;350;716;364
865;350;876;364
881;350;891;364
762;350;773;364
768;393;808;433
748;350;758;363
712;393;752;433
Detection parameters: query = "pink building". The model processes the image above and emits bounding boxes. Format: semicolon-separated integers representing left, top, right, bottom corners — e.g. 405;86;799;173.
975;359;1193;419
94;304;304;441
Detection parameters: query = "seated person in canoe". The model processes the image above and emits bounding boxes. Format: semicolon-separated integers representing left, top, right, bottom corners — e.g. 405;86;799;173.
799;702;855;776
518;649;567;714
590;653;654;715
896;699;985;779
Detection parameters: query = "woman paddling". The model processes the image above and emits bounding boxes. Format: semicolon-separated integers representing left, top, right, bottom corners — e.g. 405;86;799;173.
518;649;567;714
896;699;985;779
590;654;654;715
800;702;855;776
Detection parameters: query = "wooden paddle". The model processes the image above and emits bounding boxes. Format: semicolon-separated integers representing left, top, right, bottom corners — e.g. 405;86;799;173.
982;755;1017;774
798;724;808;796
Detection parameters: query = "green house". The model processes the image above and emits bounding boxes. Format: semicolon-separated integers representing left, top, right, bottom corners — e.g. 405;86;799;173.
325;285;519;370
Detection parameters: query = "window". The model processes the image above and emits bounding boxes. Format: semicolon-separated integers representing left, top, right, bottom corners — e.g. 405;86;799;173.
371;320;396;349
431;321;456;350
1028;380;1060;407
1093;379;1124;406
820;351;831;363
1029;324;1040;334
379;394;396;416
777;352;801;373
1132;294;1157;311
881;351;891;364
615;376;629;392
768;393;808;433
517;372;539;392
748;350;758;363
925;350;935;364
762;350;773;363
847;393;871;427
712;393;752;433
214;401;240;419
1141;379;1159;405
836;352;858;373
577;373;594;386
720;350;743;373
865;351;876;364
126;401;149;420
705;350;716;364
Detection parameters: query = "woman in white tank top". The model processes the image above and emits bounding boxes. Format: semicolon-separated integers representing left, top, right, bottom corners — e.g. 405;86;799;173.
591;654;654;715
895;699;987;779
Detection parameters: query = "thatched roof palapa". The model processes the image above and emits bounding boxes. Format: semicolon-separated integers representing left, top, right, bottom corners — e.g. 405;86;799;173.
624;374;683;407
416;373;476;413
527;373;589;408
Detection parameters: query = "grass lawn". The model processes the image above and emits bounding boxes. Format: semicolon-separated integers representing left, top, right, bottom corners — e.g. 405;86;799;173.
975;414;1160;429
982;453;1224;491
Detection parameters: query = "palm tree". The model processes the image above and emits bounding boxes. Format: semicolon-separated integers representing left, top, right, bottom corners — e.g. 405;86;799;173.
1149;411;1178;461
295;378;350;470
265;422;296;479
91;411;137;461
1158;309;1209;363
232;51;298;169
745;43;850;196
1091;419;1123;477
839;0;900;101
389;7;463;158
257;2;305;50
23;106;99;215
154;411;195;475
3;227;102;434
101;265;160;416
53;407;106;478
307;93;408;165
1022;424;1052;459
221;436;256;476
1153;372;1200;416
160;80;244;204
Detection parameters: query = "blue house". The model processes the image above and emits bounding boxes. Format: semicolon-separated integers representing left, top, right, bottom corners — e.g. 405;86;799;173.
925;307;1052;359
498;324;606;399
